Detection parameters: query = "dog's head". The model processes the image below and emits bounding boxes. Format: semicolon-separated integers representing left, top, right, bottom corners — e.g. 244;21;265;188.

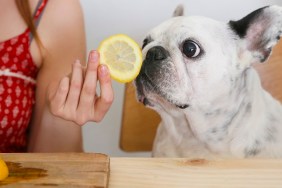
135;5;282;112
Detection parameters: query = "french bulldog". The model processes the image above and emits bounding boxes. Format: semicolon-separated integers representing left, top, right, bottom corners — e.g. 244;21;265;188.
135;5;282;158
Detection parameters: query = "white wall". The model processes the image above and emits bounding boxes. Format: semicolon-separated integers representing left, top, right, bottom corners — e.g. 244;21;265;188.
80;0;282;157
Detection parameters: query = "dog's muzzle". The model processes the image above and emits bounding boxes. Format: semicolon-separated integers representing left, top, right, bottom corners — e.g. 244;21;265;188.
135;46;168;105
135;46;189;109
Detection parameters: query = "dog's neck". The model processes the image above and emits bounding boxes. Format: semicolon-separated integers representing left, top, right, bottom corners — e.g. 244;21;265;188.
160;67;281;156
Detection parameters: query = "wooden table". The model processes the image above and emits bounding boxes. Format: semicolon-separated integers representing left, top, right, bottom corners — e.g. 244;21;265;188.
0;153;110;188
110;158;282;188
1;153;282;188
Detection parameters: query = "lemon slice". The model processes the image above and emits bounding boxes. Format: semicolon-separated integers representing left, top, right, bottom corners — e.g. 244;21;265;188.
98;34;142;83
0;158;9;181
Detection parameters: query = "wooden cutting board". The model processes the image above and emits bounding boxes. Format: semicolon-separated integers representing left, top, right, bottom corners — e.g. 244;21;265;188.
0;153;109;188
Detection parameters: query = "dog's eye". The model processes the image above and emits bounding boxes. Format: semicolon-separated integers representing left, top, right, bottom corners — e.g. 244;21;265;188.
182;40;201;58
142;37;152;49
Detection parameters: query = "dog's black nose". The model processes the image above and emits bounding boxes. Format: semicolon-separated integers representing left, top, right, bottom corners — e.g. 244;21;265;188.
137;46;168;84
145;46;167;62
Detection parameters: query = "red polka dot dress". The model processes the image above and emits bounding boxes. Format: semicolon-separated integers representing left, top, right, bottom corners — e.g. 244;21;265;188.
0;0;48;152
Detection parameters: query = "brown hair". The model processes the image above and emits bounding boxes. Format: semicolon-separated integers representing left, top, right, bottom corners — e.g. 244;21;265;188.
15;0;43;48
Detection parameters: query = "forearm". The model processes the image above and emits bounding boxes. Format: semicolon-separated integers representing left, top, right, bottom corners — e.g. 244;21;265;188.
28;106;83;152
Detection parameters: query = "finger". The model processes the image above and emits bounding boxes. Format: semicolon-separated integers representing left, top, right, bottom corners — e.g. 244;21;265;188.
65;60;83;111
94;65;114;122
49;77;70;115
77;51;99;112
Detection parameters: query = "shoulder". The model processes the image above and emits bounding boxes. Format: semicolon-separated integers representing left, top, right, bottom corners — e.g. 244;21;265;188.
38;0;86;62
45;0;84;24
29;0;84;18
41;0;85;37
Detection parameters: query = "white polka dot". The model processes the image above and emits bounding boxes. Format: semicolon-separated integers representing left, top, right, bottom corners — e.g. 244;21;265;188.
7;127;13;136
4;109;9;114
1;53;9;64
5;95;12;107
6;77;13;87
0;43;5;50
7;46;12;52
10;37;18;45
1;116;8;128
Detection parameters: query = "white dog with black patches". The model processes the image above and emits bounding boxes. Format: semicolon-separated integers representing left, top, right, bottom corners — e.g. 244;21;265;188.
135;5;282;158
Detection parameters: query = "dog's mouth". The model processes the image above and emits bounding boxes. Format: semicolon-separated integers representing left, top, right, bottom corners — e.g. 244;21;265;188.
175;104;189;109
135;76;189;109
139;93;189;109
137;90;150;106
139;96;151;106
135;76;154;107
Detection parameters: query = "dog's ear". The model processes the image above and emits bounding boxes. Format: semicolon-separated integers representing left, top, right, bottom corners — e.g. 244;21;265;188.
229;6;282;63
173;4;184;17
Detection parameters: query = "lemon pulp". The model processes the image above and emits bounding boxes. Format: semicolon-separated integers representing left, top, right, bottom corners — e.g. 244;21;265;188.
98;34;142;83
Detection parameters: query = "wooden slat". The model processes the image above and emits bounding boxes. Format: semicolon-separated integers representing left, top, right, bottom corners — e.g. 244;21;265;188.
120;82;160;152
120;40;282;152
0;153;109;188
109;158;282;188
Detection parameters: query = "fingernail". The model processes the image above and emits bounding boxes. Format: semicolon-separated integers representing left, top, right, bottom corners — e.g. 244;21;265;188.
99;65;108;76
73;59;81;66
90;50;98;61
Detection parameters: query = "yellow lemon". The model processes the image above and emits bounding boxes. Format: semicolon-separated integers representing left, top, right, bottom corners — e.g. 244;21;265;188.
0;158;9;181
98;34;142;83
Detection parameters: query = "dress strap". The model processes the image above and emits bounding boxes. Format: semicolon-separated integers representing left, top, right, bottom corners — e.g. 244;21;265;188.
29;0;48;43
